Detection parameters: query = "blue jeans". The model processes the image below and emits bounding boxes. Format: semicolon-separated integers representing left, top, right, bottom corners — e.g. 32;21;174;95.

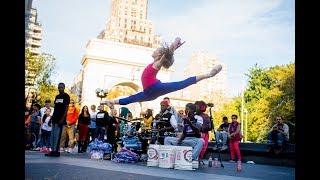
164;136;204;160
50;123;63;152
119;77;196;105
267;131;287;147
29;122;40;147
88;128;96;142
40;129;51;147
215;131;228;145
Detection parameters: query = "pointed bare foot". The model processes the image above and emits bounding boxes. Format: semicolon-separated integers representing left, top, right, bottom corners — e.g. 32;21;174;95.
209;64;222;77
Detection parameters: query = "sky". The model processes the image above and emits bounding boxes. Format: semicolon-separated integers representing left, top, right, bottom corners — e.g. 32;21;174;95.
32;0;295;97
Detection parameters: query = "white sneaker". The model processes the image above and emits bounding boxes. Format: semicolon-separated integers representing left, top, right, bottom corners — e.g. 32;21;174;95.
67;148;73;153
221;145;228;151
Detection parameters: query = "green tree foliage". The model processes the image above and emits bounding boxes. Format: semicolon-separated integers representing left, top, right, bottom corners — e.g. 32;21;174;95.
215;62;295;143
25;49;56;87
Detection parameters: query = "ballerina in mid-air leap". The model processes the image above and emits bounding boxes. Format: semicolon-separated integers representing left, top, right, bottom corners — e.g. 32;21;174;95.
102;37;222;107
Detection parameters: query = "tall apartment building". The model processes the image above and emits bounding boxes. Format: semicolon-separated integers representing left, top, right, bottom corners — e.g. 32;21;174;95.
25;0;42;55
97;0;161;48
183;51;227;109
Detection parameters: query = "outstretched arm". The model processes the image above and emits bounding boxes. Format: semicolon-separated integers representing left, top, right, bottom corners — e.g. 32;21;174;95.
153;37;185;70
170;37;185;51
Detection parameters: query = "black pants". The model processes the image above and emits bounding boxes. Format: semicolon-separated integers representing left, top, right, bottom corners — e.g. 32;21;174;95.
88;128;96;142
107;131;117;152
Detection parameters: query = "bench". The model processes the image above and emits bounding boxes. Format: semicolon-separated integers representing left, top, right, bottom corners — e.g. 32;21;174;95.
204;142;295;167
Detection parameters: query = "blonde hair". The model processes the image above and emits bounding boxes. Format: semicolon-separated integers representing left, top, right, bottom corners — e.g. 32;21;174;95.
159;43;174;69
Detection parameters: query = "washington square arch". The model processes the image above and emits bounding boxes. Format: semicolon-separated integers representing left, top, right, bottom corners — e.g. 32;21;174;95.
71;0;227;118
79;39;173;117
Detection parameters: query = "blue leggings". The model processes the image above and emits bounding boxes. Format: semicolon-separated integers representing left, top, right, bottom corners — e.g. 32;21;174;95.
119;76;197;105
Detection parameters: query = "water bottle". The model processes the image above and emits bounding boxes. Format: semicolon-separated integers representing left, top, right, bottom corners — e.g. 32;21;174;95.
214;158;218;167
153;120;156;129
208;156;213;167
237;160;242;172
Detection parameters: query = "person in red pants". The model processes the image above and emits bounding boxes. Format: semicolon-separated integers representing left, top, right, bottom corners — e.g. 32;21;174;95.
195;101;211;161
228;114;242;163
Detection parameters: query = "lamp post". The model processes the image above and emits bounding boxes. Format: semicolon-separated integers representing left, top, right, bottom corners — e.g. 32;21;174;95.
244;108;248;142
95;88;108;101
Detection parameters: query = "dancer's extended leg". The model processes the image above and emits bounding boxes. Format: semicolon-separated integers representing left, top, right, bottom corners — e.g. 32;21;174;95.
105;64;222;106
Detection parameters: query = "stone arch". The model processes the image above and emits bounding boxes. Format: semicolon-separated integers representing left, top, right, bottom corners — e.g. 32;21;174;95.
107;81;143;118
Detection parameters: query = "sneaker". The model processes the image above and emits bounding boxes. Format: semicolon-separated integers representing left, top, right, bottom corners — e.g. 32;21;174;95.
221;145;228;151
229;160;236;163
35;147;41;151
40;147;46;153
67;148;73;153
60;148;64;152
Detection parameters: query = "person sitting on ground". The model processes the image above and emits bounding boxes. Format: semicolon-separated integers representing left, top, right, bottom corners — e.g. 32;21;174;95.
215;116;230;150
267;116;289;154
164;103;204;165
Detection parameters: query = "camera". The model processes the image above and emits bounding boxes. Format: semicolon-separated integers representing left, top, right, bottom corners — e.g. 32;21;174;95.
207;103;214;107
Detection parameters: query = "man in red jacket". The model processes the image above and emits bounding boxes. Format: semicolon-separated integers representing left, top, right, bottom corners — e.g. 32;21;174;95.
59;99;79;153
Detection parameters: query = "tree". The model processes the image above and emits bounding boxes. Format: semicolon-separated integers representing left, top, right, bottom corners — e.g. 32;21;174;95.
214;62;295;143
244;62;295;143
25;48;56;105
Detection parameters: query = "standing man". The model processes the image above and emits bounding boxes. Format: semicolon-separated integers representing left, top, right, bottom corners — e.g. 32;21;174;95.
95;104;110;141
45;83;70;157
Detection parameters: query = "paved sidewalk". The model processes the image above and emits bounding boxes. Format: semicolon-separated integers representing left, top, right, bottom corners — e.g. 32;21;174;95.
25;151;295;180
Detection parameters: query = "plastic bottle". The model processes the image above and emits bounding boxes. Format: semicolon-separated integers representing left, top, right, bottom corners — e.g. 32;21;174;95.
208;156;213;167
214;158;218;167
237;160;242;172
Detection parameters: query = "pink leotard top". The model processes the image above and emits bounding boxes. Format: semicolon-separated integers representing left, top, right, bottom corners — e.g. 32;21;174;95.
141;63;159;90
